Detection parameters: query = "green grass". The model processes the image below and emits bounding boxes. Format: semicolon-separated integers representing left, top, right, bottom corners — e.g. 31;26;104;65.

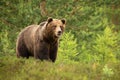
0;56;120;80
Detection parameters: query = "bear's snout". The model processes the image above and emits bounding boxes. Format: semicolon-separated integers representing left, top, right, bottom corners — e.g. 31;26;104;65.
55;30;62;37
58;31;62;35
55;26;62;38
56;30;62;38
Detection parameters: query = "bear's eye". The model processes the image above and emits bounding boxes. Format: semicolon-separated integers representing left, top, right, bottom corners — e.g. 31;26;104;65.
60;26;63;29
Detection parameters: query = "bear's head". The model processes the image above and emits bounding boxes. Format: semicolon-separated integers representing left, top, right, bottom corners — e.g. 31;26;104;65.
45;17;66;39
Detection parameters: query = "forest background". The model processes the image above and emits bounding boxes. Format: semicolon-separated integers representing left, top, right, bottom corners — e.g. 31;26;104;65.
0;0;120;80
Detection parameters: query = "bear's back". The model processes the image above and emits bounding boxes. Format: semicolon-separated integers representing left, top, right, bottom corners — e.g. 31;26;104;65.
17;25;40;54
39;21;46;27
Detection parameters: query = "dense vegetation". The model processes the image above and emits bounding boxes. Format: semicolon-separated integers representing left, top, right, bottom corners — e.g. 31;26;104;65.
0;0;120;80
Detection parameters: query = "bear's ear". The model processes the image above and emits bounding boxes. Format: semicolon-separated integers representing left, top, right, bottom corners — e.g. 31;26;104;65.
61;19;66;24
47;17;53;23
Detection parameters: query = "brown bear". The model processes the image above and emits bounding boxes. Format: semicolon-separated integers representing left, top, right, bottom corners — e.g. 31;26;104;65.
16;17;66;62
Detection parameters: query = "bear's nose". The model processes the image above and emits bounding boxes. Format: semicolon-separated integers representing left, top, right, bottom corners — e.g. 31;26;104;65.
58;31;62;34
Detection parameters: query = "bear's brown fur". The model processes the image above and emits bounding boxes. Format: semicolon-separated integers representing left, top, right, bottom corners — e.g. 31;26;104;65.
16;17;66;62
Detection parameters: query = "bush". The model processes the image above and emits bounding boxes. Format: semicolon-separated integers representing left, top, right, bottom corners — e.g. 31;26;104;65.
0;29;15;56
57;32;78;63
93;26;117;63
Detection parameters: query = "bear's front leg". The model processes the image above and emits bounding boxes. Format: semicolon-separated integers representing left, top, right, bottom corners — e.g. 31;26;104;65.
34;42;50;61
49;43;58;62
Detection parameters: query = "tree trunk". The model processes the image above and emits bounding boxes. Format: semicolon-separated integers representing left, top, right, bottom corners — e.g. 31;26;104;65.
40;0;47;17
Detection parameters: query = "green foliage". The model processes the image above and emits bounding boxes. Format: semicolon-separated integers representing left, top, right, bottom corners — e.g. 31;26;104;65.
0;29;15;56
76;42;94;63
93;27;117;63
0;56;120;80
57;32;78;63
102;65;114;77
77;26;118;63
0;0;42;28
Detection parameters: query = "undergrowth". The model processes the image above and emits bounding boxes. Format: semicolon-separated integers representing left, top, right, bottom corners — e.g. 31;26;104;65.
0;56;120;80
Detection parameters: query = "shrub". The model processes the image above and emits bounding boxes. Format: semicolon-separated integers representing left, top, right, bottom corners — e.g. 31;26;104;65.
0;29;14;56
93;26;117;63
102;65;114;77
57;31;78;63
